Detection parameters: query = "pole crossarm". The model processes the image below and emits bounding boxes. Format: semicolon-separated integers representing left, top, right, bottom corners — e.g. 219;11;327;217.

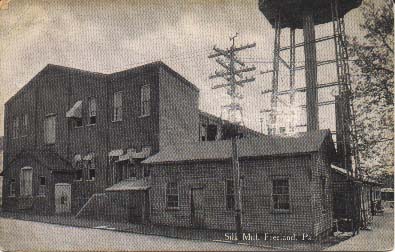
209;66;256;80
212;77;256;89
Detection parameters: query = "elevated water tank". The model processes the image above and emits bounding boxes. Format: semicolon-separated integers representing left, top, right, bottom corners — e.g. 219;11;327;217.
258;0;362;29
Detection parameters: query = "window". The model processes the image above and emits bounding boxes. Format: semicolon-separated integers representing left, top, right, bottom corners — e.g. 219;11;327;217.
268;128;275;136
39;176;46;195
140;85;151;117
143;167;150;177
75;169;83;181
113;92;122;121
74;118;83;127
44;114;56;144
87;160;95;181
9;179;16;197
88;97;97;125
272;179;290;210
321;176;327;210
22;114;28;136
279;127;286;134
129;166;137;179
20;167;33;197
226;180;235;210
166;182;179;208
207;124;218;141
12;117;19;139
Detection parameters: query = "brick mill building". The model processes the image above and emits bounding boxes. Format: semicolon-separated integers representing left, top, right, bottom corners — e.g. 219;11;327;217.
1;62;260;215
1;61;338;238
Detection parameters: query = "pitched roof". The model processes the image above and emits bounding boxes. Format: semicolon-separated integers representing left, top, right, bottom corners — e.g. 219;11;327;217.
143;130;332;165
105;178;151;192
0;150;72;176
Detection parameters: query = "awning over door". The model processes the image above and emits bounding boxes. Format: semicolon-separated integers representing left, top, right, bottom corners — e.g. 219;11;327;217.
66;100;82;118
105;178;151;192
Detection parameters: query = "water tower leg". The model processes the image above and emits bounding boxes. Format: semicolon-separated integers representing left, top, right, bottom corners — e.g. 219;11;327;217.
303;11;319;132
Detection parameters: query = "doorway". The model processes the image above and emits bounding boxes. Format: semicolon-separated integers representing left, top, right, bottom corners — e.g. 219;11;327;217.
55;183;71;214
191;188;205;228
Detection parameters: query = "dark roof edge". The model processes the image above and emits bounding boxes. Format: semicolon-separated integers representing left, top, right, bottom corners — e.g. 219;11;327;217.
6;61;199;106
5;64;106;106
143;150;315;166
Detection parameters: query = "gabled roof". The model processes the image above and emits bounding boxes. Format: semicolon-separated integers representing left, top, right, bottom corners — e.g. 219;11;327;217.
143;129;332;165
0;149;72;176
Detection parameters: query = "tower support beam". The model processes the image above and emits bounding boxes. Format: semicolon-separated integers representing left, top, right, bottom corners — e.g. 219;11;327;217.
302;11;319;132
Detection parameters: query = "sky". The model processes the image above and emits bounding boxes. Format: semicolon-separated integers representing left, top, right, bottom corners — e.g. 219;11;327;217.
0;0;365;136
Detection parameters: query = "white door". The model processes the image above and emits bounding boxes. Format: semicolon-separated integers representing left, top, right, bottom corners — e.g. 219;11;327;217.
20;167;33;196
55;183;71;214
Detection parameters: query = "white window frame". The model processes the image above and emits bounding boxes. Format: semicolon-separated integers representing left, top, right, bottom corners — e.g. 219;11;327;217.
20;167;33;197
140;85;151;117
166;182;179;208
86;159;96;181
88;97;97;125
22;114;28;136
12;117;19;139
44;114;56;144
272;178;290;212
38;176;46;196
113;91;123;122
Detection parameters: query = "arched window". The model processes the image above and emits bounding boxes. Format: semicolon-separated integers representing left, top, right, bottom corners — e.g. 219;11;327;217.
20;167;33;196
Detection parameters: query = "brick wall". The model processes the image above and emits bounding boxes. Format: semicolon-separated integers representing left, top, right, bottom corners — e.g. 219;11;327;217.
158;66;199;148
149;153;331;237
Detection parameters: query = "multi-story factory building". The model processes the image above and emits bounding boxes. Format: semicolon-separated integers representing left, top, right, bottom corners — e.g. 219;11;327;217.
1;62;260;215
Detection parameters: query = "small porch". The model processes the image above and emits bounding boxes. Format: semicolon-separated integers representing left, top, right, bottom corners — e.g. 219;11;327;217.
76;178;151;224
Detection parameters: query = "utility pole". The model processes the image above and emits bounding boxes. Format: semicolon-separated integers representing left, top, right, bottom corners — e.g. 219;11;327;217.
208;33;256;240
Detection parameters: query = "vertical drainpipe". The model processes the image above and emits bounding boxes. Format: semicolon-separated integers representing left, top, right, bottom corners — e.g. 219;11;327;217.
67;72;71;160
105;75;110;187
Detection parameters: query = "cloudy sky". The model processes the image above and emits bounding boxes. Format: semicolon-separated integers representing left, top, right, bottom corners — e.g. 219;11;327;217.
0;0;365;136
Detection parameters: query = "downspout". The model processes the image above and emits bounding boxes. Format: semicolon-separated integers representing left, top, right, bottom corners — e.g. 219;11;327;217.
105;75;110;187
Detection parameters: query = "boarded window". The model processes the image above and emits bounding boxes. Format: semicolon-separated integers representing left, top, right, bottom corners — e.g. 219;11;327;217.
22;114;28;136
88;97;97;125
140;85;151;116
39;176;46;195
166;182;179;208
20;168;33;197
226;180;235;210
113;91;122;121
9;179;16;197
272;179;290;210
12;117;19;139
44;115;56;144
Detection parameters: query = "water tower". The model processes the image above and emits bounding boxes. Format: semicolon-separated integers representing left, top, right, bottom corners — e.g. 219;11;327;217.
259;0;361;174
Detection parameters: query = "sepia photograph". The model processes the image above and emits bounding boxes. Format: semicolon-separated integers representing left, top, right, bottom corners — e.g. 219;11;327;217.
0;0;393;251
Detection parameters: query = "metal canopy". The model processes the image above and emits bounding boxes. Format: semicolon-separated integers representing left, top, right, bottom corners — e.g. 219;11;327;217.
258;0;362;29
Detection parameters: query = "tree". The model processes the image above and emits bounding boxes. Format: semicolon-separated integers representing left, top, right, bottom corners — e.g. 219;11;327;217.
348;0;394;184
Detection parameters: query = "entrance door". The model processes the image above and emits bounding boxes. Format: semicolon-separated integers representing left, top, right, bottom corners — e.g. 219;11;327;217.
191;188;205;228
55;183;71;214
